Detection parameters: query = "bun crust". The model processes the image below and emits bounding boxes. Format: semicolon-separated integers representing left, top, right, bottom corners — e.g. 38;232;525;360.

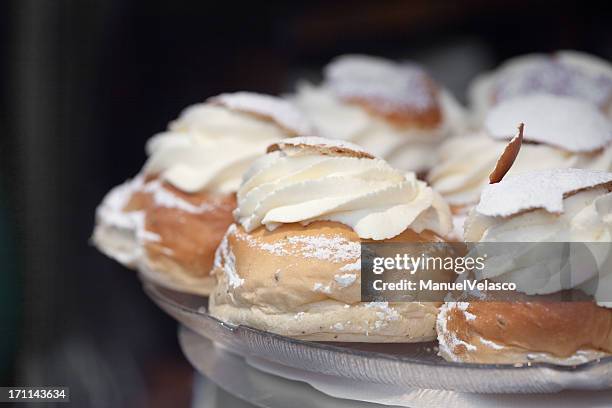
209;221;451;342
125;178;235;295
267;138;375;159
437;294;612;364
345;85;443;130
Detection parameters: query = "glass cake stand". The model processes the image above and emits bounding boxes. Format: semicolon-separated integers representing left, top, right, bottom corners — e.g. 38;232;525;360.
142;279;612;395
183;327;612;408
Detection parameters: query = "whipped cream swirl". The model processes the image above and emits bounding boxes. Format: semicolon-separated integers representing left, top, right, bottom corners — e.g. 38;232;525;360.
234;138;452;240
144;101;294;194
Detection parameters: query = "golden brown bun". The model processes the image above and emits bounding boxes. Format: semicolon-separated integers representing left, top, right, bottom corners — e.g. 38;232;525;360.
437;292;612;364
125;178;235;295
209;221;454;342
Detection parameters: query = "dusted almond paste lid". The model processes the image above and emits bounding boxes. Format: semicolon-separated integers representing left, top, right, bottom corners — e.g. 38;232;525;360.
210;92;312;136
476;168;612;217
324;54;439;114
267;136;375;159
485;94;612;153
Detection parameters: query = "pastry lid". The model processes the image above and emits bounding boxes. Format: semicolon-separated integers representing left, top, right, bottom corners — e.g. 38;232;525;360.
323;54;438;114
267;136;375;159
210;92;312;136
488;123;524;184
476;168;612;217
485;94;612;153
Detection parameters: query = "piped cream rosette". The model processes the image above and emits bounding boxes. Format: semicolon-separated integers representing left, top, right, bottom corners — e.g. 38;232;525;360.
209;136;454;342
292;55;466;173
92;92;311;295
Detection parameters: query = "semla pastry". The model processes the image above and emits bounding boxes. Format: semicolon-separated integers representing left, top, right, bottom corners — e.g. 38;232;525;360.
428;94;612;238
209;136;454;342
292;54;465;174
437;167;612;364
469;50;612;125
92;92;311;295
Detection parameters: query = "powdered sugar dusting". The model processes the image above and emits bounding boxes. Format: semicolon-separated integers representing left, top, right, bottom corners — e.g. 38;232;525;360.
324;55;438;113
286;235;360;262
365;302;400;321
340;259;361;272
365;301;389;309
272;136;373;157
215;224;244;288
143;180;217;213
93;175;159;266
239;232;360;264
437;302;478;362
456;302;476;321
334;273;357;288
224;247;242;288
140;229;161;243
258;242;289;256
313;282;332;294
238;234;288;256
476;168;612;217
479;337;505;350
494;57;612;109
332;322;345;331
95;175;144;231
210;92;312;135
485;94;612;152
364;301;401;331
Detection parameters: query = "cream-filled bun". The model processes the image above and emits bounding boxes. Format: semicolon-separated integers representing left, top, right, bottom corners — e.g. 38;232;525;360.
209;136;454;342
437;168;612;364
428;94;612;239
292;55;466;173
92;92;311;295
469;50;612;125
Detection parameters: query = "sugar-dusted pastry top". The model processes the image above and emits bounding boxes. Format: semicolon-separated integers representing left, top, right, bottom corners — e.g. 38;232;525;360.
485;94;612;152
267;136;374;158
292;55;464;172
144;92;309;194
469;51;612;123
324;54;440;119
210;92;312;136
473;168;612;218
234;137;452;240
494;55;612;109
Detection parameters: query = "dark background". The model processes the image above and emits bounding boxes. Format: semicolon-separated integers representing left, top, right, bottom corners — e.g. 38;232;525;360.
1;1;611;407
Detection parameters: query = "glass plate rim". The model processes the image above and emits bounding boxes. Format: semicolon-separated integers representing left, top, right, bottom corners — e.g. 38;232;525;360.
143;280;612;373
